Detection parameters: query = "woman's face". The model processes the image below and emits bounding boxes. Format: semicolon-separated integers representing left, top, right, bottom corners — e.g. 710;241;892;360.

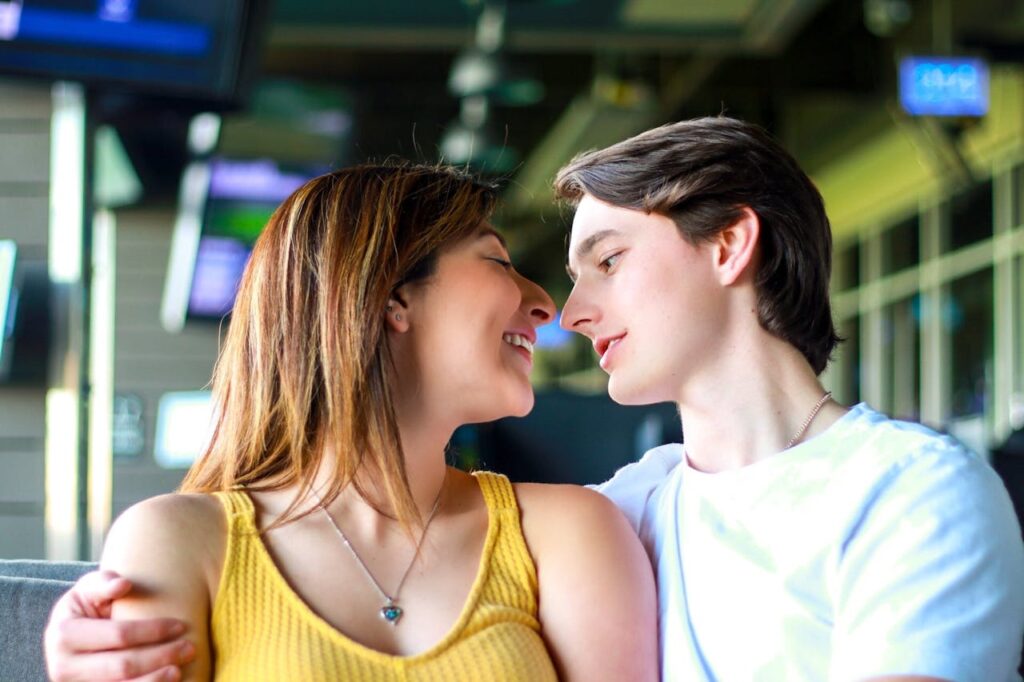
389;225;556;426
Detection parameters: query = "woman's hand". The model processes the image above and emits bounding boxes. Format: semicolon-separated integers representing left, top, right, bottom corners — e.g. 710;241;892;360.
44;569;193;681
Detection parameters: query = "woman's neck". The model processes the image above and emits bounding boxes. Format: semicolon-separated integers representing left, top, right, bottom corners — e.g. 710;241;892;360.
310;409;453;528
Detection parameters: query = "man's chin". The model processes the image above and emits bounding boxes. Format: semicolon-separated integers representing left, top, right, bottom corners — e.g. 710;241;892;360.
607;376;663;407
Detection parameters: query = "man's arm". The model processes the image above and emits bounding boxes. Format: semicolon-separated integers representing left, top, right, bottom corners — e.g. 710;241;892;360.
45;569;193;681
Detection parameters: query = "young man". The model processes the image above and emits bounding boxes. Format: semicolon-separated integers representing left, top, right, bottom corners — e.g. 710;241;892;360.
45;118;1024;681
556;117;1024;681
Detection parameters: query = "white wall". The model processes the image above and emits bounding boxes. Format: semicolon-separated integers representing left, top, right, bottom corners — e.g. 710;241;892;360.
109;206;219;522
0;79;221;557
0;80;50;558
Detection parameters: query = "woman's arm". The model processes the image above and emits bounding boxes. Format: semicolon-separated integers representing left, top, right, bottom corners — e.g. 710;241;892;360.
517;483;658;682
99;493;225;682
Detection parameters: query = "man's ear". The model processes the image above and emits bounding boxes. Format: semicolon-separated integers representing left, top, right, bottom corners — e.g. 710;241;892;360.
384;287;412;334
712;207;760;286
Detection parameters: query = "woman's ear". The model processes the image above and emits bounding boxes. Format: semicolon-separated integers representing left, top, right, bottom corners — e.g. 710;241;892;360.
384;289;411;333
713;207;760;286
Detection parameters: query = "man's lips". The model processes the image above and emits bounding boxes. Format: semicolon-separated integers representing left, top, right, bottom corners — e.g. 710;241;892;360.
594;333;626;368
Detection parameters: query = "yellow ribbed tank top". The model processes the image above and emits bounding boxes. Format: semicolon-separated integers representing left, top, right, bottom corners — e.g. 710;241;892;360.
210;472;558;681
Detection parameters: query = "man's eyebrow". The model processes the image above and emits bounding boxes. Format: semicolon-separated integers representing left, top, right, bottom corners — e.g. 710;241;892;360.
565;228;620;282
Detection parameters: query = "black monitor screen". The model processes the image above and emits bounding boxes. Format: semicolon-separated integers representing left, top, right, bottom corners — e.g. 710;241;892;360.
0;0;264;103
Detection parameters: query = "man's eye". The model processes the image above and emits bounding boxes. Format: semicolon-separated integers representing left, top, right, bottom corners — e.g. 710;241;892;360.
599;253;621;271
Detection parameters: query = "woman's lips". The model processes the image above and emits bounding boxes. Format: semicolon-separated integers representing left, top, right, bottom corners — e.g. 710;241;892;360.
511;344;532;365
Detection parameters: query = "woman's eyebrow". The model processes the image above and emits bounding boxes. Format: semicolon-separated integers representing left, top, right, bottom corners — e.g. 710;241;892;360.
476;227;510;251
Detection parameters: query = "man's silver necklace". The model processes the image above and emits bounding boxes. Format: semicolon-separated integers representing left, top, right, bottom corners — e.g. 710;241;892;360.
313;475;445;626
786;391;833;449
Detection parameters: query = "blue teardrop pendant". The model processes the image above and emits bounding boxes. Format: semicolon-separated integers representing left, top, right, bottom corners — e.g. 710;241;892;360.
380;603;403;625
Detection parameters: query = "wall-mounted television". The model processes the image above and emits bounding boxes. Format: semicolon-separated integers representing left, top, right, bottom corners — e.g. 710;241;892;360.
0;0;269;106
162;156;326;331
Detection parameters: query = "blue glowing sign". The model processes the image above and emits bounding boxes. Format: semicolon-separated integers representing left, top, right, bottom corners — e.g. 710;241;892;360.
899;56;989;117
536;313;574;350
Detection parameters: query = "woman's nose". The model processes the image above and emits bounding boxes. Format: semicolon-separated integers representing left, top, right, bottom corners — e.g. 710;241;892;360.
518;275;556;327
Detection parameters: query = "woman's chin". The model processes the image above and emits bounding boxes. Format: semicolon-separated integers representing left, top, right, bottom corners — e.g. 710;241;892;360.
509;398;535;418
464;392;534;424
498;390;536;419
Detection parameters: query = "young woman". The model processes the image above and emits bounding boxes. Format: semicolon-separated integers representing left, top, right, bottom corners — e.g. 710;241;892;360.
49;164;657;682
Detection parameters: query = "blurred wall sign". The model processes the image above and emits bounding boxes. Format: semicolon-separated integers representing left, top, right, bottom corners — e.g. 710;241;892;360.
0;0;22;40
899;56;989;117
112;392;145;457
154;390;215;469
98;0;137;23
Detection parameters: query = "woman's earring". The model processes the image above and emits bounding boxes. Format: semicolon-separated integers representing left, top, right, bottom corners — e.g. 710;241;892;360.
395;313;402;321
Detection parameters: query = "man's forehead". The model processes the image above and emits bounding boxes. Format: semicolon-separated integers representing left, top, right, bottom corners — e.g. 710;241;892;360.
566;202;606;249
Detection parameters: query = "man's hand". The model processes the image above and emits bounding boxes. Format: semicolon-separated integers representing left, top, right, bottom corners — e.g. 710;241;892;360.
44;570;195;682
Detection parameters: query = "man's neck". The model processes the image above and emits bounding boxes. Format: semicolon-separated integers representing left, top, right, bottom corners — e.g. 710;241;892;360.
676;335;847;473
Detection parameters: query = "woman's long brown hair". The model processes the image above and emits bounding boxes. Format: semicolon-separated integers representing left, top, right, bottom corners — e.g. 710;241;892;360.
179;163;497;533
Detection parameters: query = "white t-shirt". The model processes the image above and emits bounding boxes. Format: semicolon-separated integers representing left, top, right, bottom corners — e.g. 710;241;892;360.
594;403;1024;681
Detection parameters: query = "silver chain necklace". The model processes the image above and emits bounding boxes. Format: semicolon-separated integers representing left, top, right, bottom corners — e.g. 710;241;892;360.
785;391;833;449
313;474;445;626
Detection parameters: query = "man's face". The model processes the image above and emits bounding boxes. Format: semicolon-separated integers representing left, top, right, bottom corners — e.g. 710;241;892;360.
561;195;729;405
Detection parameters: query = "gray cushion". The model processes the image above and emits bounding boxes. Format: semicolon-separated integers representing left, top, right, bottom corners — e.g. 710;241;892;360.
0;561;98;682
0;560;97;582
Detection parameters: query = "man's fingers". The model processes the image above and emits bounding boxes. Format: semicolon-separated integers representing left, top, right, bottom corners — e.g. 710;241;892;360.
74;571;132;605
50;570;132;620
126;667;182;682
57;617;187;652
50;640;193;682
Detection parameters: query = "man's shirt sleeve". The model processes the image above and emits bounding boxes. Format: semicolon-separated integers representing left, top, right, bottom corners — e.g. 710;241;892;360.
829;444;1024;682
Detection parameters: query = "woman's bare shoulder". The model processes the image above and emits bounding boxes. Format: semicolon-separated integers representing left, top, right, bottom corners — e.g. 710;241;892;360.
102;493;227;590
512;481;640;565
511;484;658;680
513;482;622;527
109;493;224;541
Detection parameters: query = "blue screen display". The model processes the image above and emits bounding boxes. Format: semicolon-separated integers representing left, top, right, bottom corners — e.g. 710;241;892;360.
187;158;323;320
899;56;989;117
0;0;260;103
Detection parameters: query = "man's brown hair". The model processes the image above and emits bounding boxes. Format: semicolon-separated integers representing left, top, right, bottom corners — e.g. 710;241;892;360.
554;116;840;374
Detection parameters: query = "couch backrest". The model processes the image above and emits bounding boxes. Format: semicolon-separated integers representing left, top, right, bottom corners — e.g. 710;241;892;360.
0;561;97;682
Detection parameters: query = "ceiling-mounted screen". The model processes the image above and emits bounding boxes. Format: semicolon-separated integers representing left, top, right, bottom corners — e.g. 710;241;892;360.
899;56;989;117
0;0;268;105
162;157;326;331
